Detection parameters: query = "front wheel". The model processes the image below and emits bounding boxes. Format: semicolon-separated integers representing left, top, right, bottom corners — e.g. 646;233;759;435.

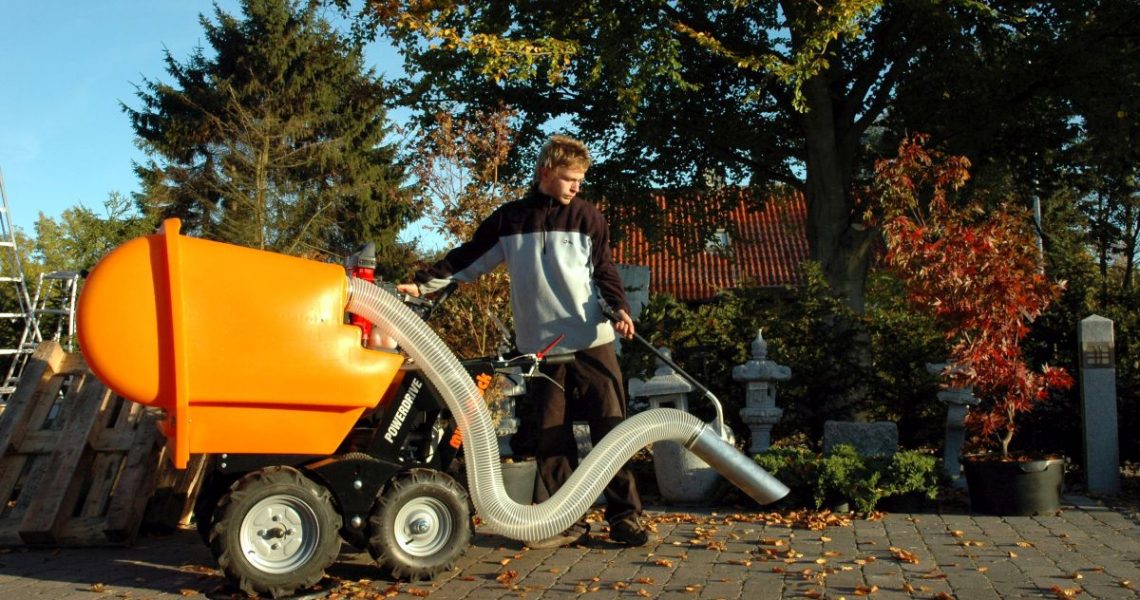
209;466;342;598
368;468;472;580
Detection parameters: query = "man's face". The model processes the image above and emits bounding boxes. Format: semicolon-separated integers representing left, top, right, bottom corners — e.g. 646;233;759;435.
538;166;586;205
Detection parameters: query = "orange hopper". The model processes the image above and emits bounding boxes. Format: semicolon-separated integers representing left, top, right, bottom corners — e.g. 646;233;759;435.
77;219;404;468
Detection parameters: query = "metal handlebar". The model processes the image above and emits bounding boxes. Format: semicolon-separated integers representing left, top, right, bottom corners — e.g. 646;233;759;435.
597;298;730;440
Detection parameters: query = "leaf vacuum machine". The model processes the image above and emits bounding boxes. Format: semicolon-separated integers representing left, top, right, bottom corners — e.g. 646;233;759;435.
75;219;789;598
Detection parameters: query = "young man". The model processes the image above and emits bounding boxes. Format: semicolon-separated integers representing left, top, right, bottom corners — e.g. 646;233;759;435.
396;135;649;548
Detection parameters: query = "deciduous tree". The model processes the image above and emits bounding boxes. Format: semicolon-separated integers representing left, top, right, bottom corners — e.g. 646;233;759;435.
346;0;1004;311
874;134;1072;457
409;105;521;358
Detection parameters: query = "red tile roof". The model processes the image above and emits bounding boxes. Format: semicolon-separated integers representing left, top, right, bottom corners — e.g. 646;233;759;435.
611;191;809;301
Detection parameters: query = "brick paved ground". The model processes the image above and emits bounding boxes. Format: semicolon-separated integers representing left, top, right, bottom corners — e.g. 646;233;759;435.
1;495;1138;600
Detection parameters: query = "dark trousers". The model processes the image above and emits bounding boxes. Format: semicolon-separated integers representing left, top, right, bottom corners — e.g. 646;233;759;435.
530;342;642;524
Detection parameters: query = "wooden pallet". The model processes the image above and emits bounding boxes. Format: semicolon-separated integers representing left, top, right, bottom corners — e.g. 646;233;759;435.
0;341;174;546
144;453;210;530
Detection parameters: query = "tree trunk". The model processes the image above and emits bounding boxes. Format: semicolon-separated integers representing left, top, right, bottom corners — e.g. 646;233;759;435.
799;76;875;312
1122;199;1136;293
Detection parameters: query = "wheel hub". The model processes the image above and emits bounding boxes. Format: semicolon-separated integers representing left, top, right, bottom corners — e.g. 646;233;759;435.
410;518;431;535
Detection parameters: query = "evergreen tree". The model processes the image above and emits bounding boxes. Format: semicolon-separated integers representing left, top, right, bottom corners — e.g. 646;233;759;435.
126;0;416;273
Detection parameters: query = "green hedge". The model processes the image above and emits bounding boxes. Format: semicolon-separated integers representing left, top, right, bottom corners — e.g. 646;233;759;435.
753;444;945;514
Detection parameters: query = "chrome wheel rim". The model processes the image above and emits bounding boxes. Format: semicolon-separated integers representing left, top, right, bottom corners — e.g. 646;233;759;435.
394;497;453;557
239;494;321;574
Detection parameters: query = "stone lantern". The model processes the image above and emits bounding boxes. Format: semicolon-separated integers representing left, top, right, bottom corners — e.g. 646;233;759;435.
629;348;721;504
926;362;980;488
733;330;790;454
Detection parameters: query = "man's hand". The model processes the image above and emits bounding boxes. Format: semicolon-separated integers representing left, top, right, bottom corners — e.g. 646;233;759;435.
395;283;420;297
613;308;636;339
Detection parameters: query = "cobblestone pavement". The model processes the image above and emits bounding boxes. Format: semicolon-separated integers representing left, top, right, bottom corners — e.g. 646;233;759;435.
1;496;1138;600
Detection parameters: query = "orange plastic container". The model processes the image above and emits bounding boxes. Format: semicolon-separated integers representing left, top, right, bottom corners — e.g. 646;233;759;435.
77;219;404;468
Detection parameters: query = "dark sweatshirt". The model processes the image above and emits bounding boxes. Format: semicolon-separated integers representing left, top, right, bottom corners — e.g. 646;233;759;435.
414;188;630;354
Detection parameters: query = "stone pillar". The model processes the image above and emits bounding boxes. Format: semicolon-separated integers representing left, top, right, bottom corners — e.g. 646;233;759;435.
732;331;790;454
927;362;980;488
629;348;720;504
1079;315;1120;494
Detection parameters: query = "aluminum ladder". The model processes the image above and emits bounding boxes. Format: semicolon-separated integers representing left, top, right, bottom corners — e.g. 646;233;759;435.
0;167;40;399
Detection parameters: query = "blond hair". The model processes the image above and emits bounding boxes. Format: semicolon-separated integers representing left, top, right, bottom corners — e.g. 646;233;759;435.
534;135;591;182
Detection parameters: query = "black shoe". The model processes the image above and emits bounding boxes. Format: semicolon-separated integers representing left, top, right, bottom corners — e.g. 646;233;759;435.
528;522;589;549
609;517;649;546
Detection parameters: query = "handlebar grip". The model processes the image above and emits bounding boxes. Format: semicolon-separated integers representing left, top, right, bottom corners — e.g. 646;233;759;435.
542;353;576;365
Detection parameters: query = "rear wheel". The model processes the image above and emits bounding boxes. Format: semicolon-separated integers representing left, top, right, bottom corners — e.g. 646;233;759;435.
209;466;342;598
368;468;471;580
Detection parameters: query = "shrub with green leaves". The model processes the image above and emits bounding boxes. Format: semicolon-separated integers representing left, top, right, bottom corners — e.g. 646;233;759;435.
754;444;943;514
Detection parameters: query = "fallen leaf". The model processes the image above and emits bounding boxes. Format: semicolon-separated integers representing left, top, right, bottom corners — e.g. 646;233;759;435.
408;589;431;597
612;582;630;590
1016;541;1034;548
820;536;832;542
853;584;879;595
1120;580;1133;588
949;530;965;537
496;570;519;586
1049;585;1083;598
634;577;655;585
500;558;512;565
933;593;955;600
637;589;651;597
90;583;107;593
977;566;989;573
1064;573;1084;580
179;590;197;597
803;589;823;599
654;558;674;567
822;551;842;558
1009;551;1019;559
726;559;753;567
889;547;920;564
902;583;916;593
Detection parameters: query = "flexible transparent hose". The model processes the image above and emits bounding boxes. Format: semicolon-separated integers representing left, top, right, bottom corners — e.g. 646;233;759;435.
346;277;785;542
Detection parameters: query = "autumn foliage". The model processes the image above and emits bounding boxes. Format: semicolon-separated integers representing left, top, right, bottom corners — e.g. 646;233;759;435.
872;134;1073;457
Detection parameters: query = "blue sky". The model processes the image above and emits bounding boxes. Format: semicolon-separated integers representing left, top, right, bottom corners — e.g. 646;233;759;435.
0;1;412;240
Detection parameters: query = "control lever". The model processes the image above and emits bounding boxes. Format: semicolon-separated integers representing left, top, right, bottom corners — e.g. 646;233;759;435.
597;297;731;440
